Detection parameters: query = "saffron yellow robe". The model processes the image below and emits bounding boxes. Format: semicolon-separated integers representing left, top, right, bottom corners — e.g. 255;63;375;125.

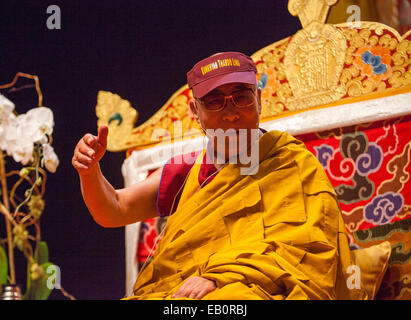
127;130;368;300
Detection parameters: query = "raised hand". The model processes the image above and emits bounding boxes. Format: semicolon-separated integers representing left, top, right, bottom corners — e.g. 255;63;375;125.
72;125;108;175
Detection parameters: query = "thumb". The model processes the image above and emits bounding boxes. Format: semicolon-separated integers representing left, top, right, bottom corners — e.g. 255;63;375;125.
97;125;108;148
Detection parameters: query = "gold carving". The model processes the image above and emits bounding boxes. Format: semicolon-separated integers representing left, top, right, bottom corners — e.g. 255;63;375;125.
95;91;138;152
284;21;347;110
340;22;411;95
288;0;338;28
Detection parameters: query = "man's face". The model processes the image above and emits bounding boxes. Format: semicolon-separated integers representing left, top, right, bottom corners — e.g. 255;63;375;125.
190;82;262;161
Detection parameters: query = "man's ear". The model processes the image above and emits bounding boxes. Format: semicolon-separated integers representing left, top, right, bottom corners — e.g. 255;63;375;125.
189;99;200;122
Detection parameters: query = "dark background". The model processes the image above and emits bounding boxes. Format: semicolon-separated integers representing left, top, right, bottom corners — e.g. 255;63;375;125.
0;0;301;299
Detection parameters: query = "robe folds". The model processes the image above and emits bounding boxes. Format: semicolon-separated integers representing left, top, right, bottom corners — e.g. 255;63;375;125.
126;130;367;300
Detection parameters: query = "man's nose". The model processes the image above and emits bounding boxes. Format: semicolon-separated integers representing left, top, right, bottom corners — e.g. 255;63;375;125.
222;98;240;122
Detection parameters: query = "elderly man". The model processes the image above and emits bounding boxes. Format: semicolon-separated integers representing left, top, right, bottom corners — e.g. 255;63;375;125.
72;52;362;300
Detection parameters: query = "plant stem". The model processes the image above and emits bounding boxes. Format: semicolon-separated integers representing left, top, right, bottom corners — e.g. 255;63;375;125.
13;148;41;218
0;150;16;284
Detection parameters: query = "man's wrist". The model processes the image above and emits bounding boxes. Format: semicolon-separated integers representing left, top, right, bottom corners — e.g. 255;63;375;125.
79;163;101;179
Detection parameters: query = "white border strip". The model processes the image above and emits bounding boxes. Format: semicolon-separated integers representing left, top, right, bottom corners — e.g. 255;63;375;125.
261;92;411;135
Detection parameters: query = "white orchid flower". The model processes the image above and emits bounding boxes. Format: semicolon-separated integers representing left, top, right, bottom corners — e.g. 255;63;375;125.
41;143;59;173
0;112;16;152
1;112;20;155
3;113;34;164
0;94;15;120
10;137;34;165
0;94;16;151
0;100;57;168
25;107;54;144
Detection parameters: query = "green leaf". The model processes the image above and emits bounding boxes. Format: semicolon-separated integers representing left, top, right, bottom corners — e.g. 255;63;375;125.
23;260;32;299
34;241;49;265
24;241;51;299
0;246;8;285
24;262;54;300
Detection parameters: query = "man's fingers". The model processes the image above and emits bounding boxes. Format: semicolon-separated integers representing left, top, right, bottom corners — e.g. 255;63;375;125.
75;152;94;166
173;282;192;299
72;153;89;171
189;290;201;299
73;160;88;171
97;125;108;148
172;285;186;298
84;133;98;148
172;277;216;299
197;286;213;300
77;143;96;158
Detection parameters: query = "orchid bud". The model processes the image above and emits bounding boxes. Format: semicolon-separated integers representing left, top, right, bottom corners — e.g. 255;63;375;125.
36;177;42;186
19;168;30;178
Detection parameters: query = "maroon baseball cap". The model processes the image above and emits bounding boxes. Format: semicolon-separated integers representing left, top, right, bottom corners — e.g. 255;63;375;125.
187;52;257;98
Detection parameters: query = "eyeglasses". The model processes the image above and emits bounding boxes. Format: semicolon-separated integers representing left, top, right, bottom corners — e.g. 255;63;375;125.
195;88;257;112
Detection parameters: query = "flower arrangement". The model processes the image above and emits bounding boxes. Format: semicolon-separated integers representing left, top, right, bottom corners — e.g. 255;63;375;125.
0;73;72;299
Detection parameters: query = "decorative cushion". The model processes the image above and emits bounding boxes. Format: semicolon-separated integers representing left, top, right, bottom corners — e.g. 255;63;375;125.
335;234;391;300
351;241;392;299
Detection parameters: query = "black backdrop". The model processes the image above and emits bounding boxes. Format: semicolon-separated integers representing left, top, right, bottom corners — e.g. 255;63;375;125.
0;0;301;300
